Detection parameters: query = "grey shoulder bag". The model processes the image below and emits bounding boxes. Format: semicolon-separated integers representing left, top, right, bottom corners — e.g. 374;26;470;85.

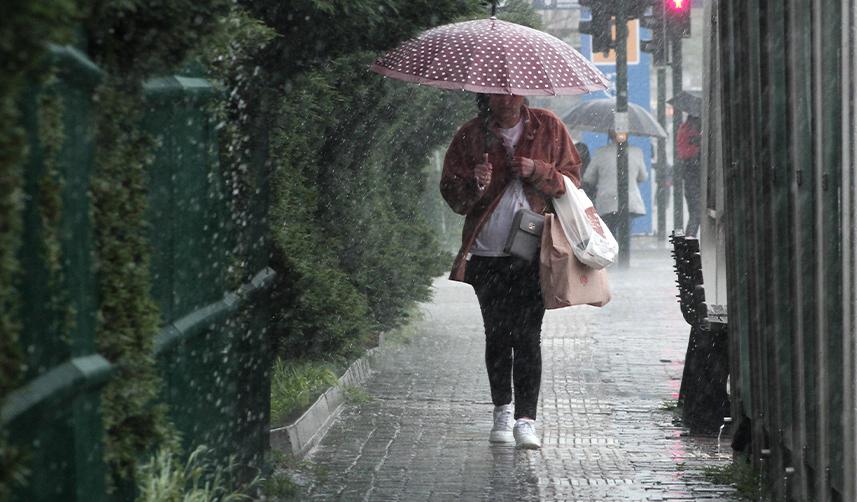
503;208;544;262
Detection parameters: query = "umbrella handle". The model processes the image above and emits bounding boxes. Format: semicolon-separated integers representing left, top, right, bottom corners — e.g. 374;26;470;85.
491;1;497;16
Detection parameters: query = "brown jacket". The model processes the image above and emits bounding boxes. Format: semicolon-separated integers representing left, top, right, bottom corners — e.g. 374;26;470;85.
440;106;582;282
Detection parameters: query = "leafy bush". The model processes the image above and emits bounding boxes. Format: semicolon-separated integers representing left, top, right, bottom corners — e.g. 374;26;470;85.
3;0;543;497
260;0;543;359
84;0;231;80
82;0;242;489
265;51;475;358
91;81;175;485
240;0;482;79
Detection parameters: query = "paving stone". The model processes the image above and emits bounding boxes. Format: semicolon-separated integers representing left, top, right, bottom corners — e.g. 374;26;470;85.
289;248;739;501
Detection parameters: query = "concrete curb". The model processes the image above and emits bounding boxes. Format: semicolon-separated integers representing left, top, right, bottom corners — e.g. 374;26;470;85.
270;344;382;457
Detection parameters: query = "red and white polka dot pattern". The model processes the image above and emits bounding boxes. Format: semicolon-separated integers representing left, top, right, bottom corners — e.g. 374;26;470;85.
370;18;609;96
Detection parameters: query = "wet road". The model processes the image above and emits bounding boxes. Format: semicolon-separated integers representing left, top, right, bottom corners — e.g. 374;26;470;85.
294;247;740;501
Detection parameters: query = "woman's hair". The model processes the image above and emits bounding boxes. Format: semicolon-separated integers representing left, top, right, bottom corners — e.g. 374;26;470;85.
476;93;491;119
475;93;529;117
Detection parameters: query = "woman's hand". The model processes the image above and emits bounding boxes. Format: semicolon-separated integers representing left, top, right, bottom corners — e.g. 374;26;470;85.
474;153;493;190
509;156;535;178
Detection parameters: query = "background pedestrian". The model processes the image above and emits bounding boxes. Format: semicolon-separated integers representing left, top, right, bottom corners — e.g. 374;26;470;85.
582;130;649;237
676;114;702;237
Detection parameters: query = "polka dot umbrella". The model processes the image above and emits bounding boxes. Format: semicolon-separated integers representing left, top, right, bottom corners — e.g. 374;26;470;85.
370;17;609;96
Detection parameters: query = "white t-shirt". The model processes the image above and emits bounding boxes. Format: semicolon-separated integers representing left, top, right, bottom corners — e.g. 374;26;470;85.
471;119;531;257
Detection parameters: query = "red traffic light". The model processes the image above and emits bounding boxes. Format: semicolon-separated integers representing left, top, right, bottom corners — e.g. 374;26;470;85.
665;0;691;37
667;0;690;12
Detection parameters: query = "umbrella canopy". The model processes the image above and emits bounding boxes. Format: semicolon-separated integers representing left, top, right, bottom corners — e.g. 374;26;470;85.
562;98;668;138
370;18;609;96
668;90;702;116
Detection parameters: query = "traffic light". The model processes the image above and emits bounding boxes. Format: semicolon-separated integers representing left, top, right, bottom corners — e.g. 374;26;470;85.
640;0;667;65
640;33;666;66
578;0;613;56
640;1;665;32
665;0;691;38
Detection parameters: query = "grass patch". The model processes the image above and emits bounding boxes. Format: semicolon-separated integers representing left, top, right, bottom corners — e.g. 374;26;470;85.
342;385;372;405
263;475;299;500
270;359;339;426
702;458;762;501
137;446;261;502
381;308;424;346
659;399;683;425
270;309;426;427
264;450;330;500
659;399;681;412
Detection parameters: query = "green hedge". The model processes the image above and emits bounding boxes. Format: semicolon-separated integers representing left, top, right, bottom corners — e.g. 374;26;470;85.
229;0;482;359
2;0;541;497
261;1;540;359
83;0;232;488
265;52;475;359
2;0;236;494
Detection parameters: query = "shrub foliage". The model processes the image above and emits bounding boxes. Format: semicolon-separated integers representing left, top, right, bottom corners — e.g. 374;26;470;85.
1;0;543;497
256;5;481;359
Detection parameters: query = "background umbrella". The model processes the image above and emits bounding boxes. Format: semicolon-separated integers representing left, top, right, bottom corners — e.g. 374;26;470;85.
370;17;609;96
668;90;702;116
562;98;667;138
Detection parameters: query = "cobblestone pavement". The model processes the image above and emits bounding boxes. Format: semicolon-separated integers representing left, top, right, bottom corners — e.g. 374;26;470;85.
293;248;740;501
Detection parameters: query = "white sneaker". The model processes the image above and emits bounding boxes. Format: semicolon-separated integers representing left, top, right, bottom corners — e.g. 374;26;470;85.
489;404;514;443
513;419;541;449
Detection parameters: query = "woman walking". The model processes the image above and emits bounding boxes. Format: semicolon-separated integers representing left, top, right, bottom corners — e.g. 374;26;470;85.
440;94;581;449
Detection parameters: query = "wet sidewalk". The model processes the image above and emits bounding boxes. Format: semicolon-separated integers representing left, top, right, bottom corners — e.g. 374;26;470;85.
292;248;739;501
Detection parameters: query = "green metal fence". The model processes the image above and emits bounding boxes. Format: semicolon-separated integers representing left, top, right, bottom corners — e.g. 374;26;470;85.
141;74;274;478
3;45;111;502
707;1;857;500
1;45;273;500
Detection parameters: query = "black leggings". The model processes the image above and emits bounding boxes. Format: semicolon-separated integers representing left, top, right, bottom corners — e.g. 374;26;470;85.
465;256;545;420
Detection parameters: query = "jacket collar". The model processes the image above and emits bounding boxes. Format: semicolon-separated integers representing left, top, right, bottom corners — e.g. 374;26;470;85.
488;105;541;142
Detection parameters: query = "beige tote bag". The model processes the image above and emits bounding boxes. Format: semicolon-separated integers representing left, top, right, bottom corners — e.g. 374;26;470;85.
539;213;611;309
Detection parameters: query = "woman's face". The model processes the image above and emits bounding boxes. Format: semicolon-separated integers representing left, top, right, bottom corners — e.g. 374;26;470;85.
488;94;525;126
